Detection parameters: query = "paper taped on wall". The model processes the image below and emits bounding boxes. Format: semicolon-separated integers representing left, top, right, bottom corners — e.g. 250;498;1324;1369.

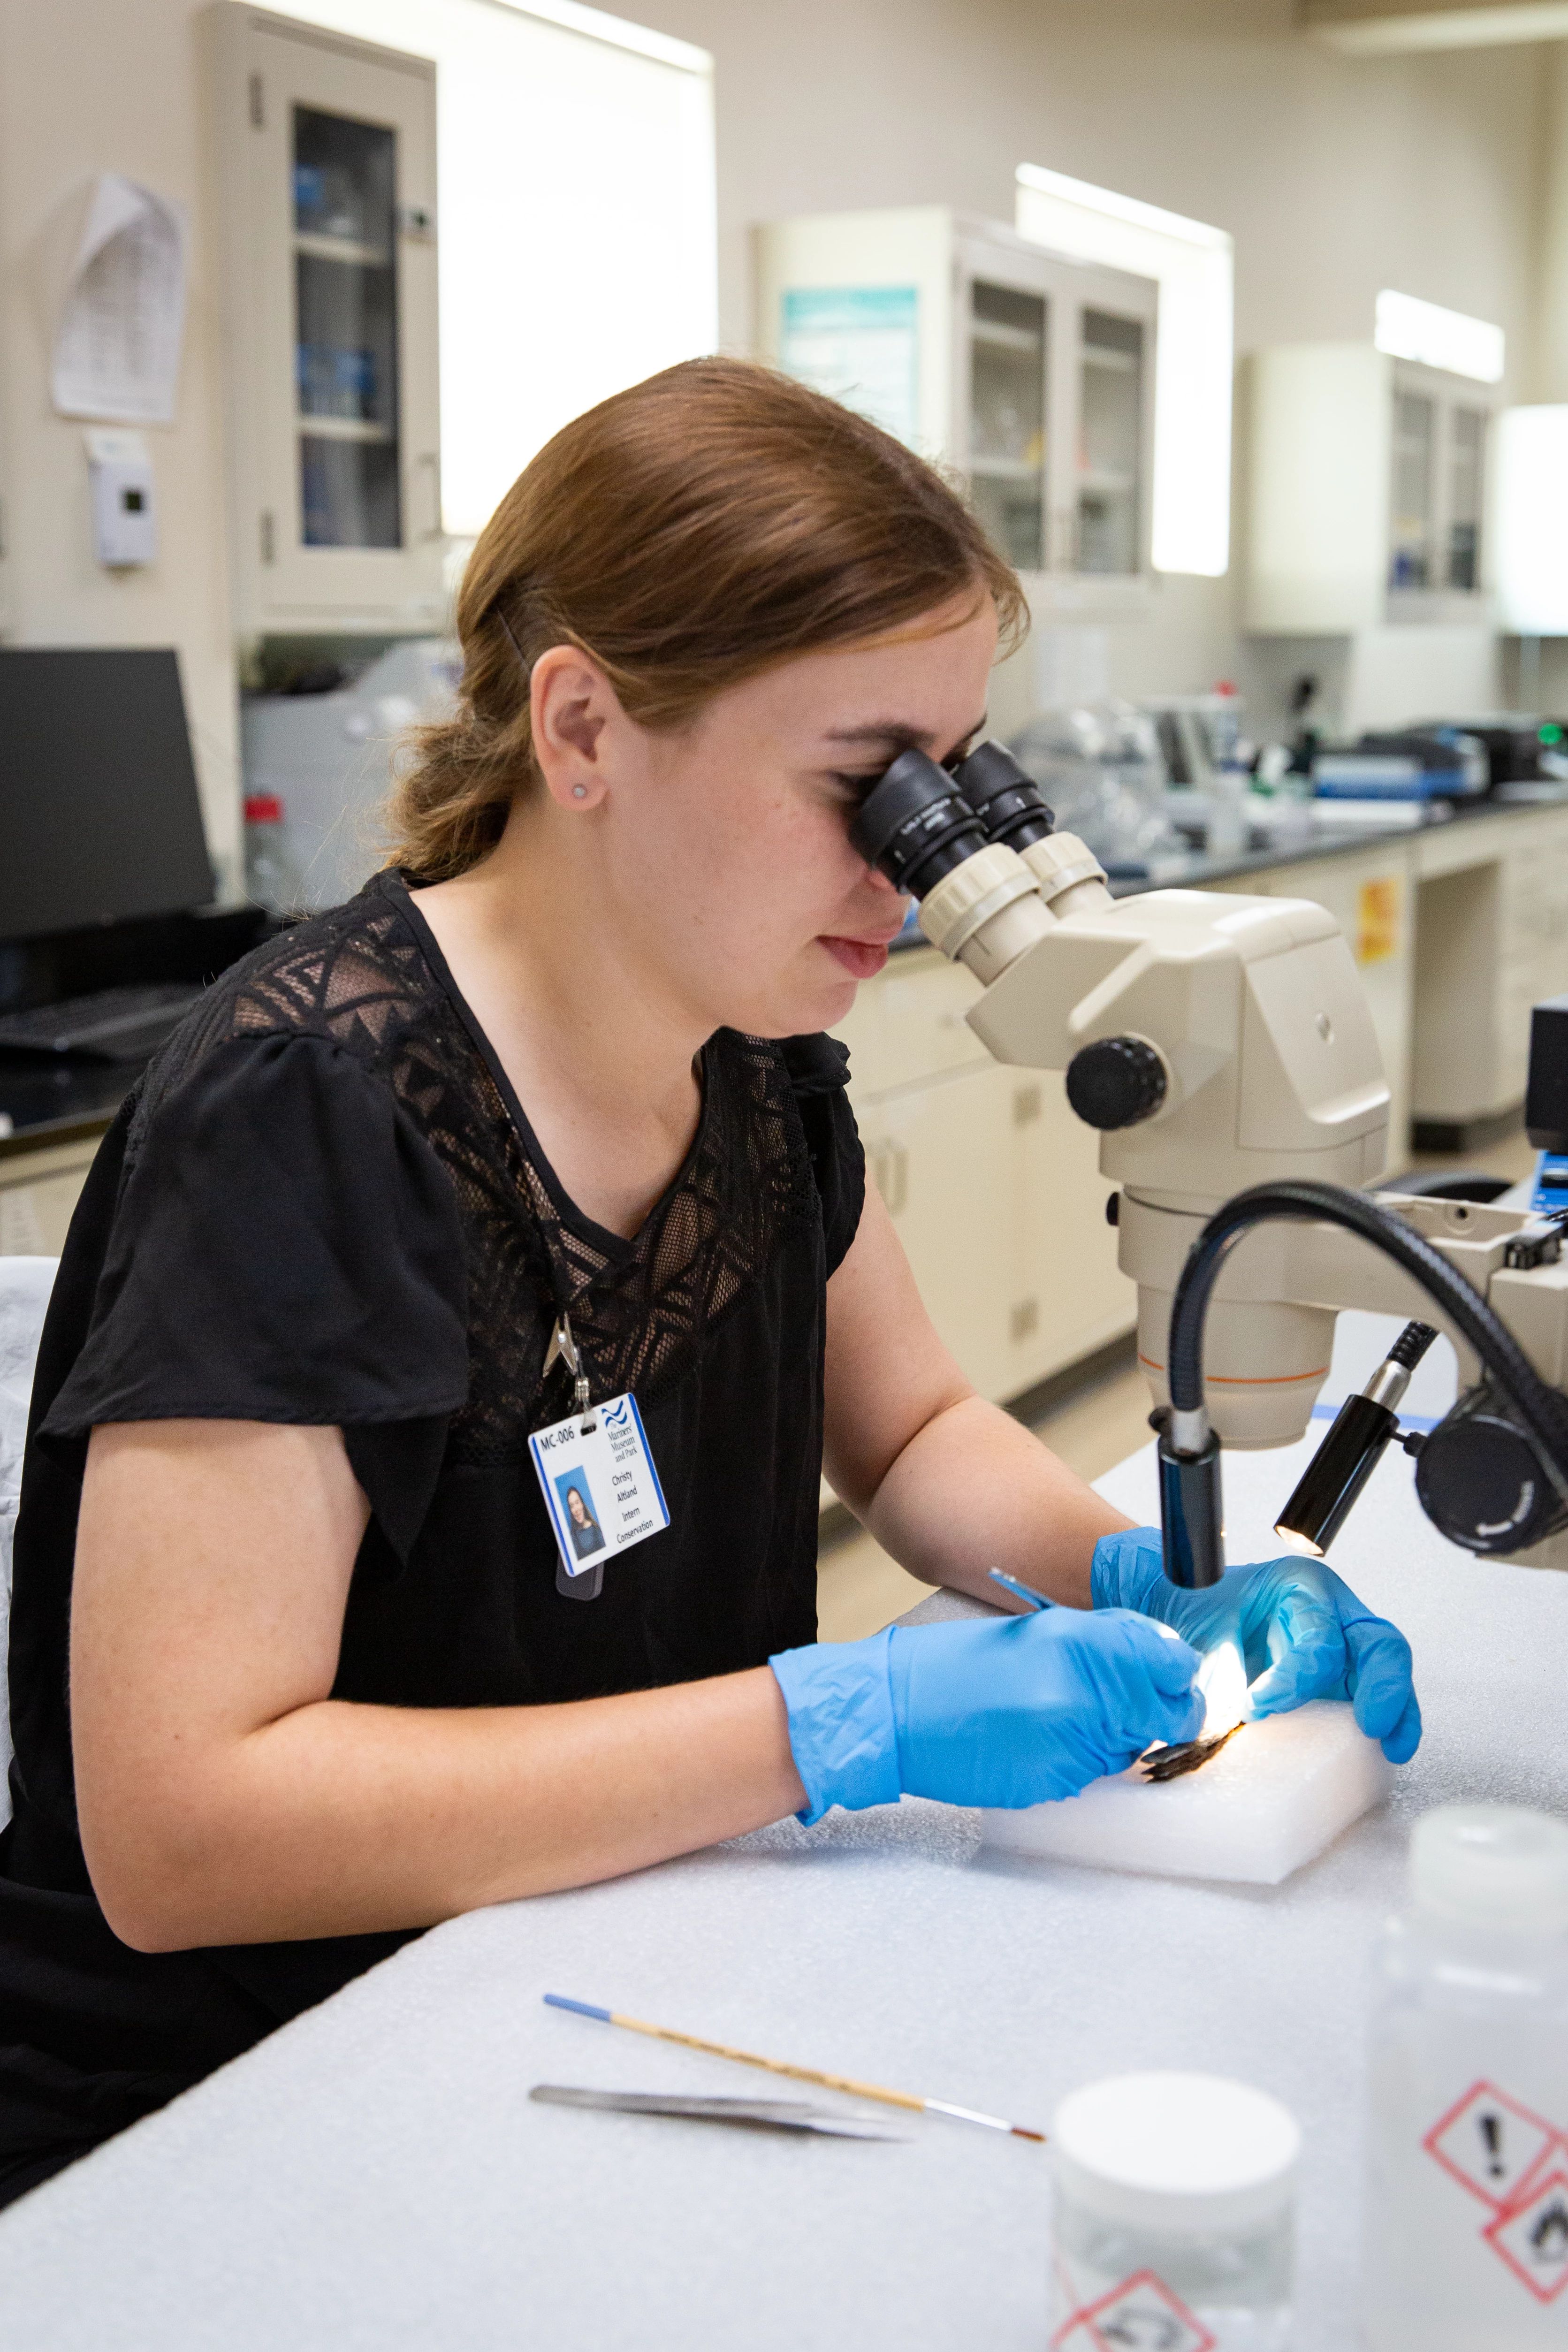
52;173;189;426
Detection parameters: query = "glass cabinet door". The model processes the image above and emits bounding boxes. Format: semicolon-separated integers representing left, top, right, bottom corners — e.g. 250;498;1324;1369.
1389;389;1435;590
292;106;402;550
968;281;1047;571
1077;309;1143;575
1448;406;1485;592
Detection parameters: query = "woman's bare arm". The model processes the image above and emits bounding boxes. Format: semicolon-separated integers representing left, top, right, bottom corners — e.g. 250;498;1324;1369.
71;1419;805;1953
821;1187;1133;1609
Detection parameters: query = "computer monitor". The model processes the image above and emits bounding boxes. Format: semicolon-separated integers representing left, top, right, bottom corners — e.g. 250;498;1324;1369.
0;648;215;942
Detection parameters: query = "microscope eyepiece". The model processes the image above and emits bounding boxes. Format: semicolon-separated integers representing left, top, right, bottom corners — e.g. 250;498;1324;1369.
953;741;1056;853
848;748;991;900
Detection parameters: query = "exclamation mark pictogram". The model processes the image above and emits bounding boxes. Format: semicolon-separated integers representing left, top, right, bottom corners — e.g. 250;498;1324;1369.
1483;2113;1506;2179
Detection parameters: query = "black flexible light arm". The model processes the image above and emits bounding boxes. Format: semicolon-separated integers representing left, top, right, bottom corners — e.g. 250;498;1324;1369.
1157;1179;1568;1586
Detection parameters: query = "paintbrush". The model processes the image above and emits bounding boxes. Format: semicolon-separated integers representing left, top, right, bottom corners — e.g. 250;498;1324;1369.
543;1994;1045;2142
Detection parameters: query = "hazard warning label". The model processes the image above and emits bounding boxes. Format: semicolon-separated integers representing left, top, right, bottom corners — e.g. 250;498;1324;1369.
1423;2077;1568;2300
1483;2167;1568;2304
1424;2079;1560;2212
1052;2267;1216;2352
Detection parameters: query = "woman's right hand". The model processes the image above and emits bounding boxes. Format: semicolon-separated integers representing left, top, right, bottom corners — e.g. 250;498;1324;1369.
769;1609;1203;1822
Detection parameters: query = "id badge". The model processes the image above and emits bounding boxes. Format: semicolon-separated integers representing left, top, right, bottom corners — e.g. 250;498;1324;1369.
529;1392;670;1582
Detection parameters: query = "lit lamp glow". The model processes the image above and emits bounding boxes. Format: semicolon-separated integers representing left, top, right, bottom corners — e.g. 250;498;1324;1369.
1197;1641;1249;1739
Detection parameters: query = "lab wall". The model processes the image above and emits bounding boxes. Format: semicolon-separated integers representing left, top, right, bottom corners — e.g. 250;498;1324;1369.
0;0;242;890
637;0;1547;730
0;0;1551;872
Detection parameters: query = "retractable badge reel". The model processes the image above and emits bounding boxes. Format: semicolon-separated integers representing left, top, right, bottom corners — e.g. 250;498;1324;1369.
531;1314;670;1602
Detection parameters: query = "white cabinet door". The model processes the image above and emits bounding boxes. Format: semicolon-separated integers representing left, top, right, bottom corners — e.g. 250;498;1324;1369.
1012;1071;1133;1390
208;6;444;636
860;1065;1018;1401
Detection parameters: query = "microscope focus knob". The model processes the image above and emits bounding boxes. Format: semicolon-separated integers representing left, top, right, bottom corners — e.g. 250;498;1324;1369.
1066;1035;1167;1130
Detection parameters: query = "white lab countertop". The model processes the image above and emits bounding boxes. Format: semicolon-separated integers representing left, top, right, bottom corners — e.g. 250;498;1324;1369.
0;1315;1566;2347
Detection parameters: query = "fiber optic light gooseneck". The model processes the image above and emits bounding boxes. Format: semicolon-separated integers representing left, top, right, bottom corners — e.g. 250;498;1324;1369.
1158;1183;1568;1587
852;742;1568;1584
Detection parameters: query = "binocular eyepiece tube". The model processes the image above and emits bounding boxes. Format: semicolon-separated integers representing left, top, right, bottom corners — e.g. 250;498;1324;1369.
846;748;995;902
846;741;1056;895
848;742;1106;984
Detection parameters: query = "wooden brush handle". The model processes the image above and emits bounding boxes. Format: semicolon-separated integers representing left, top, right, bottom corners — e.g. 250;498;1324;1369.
614;2013;926;2114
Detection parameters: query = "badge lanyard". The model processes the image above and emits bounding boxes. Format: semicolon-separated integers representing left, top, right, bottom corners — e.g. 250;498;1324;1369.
532;1311;670;1602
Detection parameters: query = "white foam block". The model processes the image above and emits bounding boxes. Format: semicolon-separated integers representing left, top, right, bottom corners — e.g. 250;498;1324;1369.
978;1700;1393;1886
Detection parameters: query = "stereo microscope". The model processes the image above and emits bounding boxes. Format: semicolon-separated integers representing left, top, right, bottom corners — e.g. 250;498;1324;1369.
848;745;1568;1589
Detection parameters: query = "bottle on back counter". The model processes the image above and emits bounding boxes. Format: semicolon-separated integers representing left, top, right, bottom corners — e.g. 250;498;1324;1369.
243;791;303;915
1361;1806;1568;2349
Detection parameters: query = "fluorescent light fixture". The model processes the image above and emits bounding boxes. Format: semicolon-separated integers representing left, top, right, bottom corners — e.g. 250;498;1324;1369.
1375;289;1504;384
1311;3;1568;52
1016;163;1233;578
244;0;717;539
1493;406;1568;634
484;0;711;74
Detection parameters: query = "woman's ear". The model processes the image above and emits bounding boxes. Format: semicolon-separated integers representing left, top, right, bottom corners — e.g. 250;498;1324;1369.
530;645;621;810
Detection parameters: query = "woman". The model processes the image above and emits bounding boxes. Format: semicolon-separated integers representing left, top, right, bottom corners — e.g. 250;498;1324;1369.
563;1483;605;1561
0;359;1418;2202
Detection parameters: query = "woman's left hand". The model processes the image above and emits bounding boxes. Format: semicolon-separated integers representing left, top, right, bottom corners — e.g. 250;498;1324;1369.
1090;1528;1421;1764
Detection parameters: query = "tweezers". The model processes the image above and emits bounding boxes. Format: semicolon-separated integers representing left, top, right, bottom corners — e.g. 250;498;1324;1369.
528;2084;906;2138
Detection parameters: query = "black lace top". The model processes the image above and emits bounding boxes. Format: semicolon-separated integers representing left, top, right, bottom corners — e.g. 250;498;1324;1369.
0;872;863;2204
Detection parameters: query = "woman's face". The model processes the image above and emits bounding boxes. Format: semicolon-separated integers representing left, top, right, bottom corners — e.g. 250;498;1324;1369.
567;1488;589;1525
530;593;998;1040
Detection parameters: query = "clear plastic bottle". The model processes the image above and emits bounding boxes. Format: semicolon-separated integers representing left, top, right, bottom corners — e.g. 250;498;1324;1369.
1051;2071;1300;2350
1361;1806;1568;2349
243;791;302;915
1206;756;1250;858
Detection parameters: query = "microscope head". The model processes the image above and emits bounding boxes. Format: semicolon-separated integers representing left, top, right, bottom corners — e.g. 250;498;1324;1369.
850;744;1391;1448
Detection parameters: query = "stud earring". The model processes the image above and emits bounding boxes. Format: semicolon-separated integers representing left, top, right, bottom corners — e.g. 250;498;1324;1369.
572;785;587;799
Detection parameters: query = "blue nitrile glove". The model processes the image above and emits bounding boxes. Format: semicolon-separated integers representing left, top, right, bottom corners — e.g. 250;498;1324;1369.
1090;1526;1422;1764
769;1610;1203;1823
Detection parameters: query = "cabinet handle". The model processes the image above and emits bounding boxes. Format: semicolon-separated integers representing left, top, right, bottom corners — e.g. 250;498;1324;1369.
259;510;275;566
873;1140;909;1216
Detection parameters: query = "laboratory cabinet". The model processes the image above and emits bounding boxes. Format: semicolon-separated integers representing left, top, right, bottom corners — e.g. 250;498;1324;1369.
832;948;1133;1408
205;6;444;639
1244;343;1496;634
755;207;1158;613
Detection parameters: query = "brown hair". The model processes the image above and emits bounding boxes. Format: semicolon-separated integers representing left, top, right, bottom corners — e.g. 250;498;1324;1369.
387;356;1027;881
